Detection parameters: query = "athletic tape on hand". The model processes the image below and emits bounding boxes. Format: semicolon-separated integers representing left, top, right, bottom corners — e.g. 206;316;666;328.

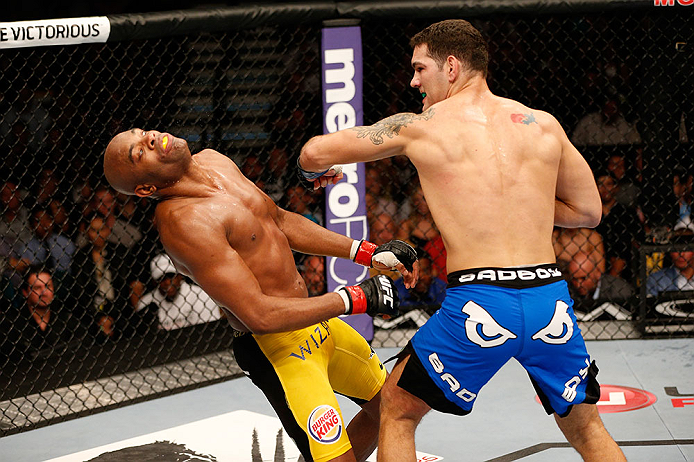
372;251;401;269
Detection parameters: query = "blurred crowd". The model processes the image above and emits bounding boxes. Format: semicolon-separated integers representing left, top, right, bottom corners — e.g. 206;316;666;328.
1;11;691;367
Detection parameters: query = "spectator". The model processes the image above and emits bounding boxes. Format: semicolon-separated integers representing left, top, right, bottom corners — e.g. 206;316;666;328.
393;255;446;310
364;165;410;224
647;232;694;296
81;187;143;249
20;207;76;279
70;214;142;340
241;156;264;187
595;171;643;282
260;148;291;204
370;212;397;246
566;251;634;315
553;227;606;274
0;88;52;152
285;184;322;225
30;168;71;236
376;254;445;331
571;99;641;146
0;267;85;362
136;254;222;331
367;212;406;285
607;151;641;207
299;255;326;297
671;167;694;233
1;181;32;281
398;187;447;280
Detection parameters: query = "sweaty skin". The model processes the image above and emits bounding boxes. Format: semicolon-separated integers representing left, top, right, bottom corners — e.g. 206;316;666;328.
300;44;601;274
104;130;416;334
299;37;622;462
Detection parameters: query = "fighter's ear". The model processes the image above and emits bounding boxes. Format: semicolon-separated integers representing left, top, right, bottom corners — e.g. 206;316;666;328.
134;183;157;198
447;55;460;82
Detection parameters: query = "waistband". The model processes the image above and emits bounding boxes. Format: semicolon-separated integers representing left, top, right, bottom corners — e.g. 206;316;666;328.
232;329;250;338
447;263;563;289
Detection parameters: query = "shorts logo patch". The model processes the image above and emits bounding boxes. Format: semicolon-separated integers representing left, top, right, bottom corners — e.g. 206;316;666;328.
307;405;342;444
531;300;574;344
462;301;517;347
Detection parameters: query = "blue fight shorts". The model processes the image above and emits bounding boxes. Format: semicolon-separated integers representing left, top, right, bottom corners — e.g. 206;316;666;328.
397;263;600;417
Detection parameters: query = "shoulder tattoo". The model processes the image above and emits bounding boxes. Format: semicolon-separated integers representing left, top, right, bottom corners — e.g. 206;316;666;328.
510;112;537;125
351;108;435;145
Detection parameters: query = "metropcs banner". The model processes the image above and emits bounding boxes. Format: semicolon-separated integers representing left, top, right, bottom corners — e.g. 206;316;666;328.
0;17;110;49
321;26;373;340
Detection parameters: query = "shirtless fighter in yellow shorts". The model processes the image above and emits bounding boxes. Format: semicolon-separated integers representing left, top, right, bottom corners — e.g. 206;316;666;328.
103;129;418;462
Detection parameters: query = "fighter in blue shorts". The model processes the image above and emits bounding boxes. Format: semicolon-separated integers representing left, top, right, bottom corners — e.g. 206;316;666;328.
297;17;625;462
396;264;600;418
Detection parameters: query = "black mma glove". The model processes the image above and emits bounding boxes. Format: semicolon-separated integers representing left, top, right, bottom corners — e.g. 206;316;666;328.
352;239;418;272
338;274;399;319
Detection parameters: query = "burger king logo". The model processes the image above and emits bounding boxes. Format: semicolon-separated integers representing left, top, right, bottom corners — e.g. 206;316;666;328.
307;405;343;444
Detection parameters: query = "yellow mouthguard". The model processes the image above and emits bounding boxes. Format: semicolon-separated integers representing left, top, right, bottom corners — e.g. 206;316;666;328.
162;135;168;150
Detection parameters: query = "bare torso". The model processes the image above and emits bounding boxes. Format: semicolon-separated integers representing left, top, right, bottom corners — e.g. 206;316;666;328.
405;92;561;271
154;150;307;329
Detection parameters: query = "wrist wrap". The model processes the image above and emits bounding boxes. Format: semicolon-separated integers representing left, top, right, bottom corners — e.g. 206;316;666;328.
341;286;367;315
353;240;377;267
297;158;329;180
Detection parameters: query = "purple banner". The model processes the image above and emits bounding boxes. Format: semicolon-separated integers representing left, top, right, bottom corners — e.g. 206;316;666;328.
321;26;372;340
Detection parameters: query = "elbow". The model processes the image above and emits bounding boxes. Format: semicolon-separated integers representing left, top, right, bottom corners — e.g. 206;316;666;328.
586;209;602;228
586;196;602;228
300;136;326;172
243;315;274;335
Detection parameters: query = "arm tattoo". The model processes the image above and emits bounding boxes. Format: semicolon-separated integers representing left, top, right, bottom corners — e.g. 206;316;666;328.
351;108;435;145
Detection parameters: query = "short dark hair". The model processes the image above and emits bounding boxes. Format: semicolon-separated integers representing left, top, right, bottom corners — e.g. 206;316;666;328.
22;264;52;292
410;19;489;77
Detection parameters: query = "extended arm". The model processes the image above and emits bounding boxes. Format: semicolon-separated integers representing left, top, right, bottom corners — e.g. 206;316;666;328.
274;207;353;258
554;121;602;228
298;110;434;175
275;207;419;287
158;209;346;334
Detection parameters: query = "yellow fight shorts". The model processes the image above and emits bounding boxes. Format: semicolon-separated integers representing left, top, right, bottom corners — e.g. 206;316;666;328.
232;318;386;462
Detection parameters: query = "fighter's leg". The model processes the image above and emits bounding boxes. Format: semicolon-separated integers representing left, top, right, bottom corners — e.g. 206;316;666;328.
327;319;387;462
345;390;381;462
377;354;431;462
554;403;626;461
233;329;355;462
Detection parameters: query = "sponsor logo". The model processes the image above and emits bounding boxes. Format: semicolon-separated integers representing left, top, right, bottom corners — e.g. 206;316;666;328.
0;17;110;49
462;301;517;348
288;323;331;360
377;275;395;308
595;385;657;413
428;353;477;402
653;0;693;5
458;267;561;284
531;300;574;345
562;359;591;402
307;405;343;444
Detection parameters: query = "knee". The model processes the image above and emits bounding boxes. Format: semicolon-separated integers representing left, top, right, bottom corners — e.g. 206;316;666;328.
379;376;428;424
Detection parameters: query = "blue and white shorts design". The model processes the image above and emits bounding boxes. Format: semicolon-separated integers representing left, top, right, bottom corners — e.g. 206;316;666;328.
398;264;600;417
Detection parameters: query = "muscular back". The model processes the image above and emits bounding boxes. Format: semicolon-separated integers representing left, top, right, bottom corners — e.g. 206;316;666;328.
405;93;570;271
154;150;307;329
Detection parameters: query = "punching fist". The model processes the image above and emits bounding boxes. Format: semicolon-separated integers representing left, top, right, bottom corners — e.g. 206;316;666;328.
352;239;418;272
339;274;399;319
296;159;343;190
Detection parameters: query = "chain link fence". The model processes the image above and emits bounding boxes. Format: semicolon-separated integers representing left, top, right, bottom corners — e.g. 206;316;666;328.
1;1;692;436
